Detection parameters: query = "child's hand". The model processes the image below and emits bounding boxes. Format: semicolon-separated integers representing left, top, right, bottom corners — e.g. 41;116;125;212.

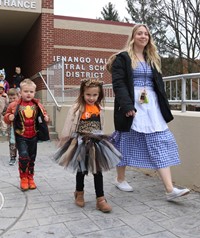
44;115;49;122
2;93;7;98
9;114;15;121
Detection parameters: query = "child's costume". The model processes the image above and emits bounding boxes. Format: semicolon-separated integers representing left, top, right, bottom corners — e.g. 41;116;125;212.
0;97;8;136
0;83;9;136
4;97;49;190
0;69;10;93
54;103;121;174
54;103;121;212
8;122;17;165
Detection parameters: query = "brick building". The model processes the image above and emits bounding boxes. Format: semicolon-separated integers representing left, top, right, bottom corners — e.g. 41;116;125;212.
0;0;133;101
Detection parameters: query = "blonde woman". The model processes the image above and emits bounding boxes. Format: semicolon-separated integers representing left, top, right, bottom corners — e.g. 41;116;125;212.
107;24;190;201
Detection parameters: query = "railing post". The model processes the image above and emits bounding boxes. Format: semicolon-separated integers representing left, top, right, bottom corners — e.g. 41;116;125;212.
61;59;65;102
38;72;61;110
181;77;186;112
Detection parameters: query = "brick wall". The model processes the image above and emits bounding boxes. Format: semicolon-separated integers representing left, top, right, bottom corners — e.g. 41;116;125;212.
54;16;133;86
0;1;133;93
41;12;54;70
42;0;53;8
39;0;54;90
54;29;128;49
21;1;133;91
54;48;113;85
22;0;54;91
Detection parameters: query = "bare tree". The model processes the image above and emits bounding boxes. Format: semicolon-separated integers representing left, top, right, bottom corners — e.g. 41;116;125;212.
125;0;169;56
160;0;200;73
124;0;200;74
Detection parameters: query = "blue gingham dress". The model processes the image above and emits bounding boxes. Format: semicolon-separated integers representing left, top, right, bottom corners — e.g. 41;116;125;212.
112;62;180;169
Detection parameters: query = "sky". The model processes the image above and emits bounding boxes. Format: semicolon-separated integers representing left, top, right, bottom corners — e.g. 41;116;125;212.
54;0;130;20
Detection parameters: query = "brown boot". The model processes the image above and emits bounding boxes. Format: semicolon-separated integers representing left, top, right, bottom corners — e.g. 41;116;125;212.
96;196;112;213
28;173;37;189
74;191;85;207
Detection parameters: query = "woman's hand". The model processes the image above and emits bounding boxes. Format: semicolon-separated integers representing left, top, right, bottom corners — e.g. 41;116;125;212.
126;110;136;117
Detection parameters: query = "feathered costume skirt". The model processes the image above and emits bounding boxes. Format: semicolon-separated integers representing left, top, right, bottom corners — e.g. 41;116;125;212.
53;133;121;174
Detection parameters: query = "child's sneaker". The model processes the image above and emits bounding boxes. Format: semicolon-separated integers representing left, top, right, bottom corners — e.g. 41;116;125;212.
2;132;7;136
166;187;190;201
9;157;16;166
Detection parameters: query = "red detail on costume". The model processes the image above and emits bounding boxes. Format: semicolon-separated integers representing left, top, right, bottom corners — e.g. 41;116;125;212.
18;101;37;138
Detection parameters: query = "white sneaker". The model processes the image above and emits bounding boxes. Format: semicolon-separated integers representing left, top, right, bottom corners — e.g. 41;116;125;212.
115;179;133;192
166;187;190;201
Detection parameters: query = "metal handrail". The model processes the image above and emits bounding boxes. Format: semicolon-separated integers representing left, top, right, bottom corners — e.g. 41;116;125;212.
164;72;200;80
42;66;200;113
38;72;62;110
102;73;200;112
163;72;200;112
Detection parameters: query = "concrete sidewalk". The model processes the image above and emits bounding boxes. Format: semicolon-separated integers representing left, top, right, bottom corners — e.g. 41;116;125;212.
0;140;200;238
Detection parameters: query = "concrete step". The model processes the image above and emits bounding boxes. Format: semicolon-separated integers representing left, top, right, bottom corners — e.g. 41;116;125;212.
49;131;58;140
0;135;8;142
48;125;58;140
48;125;56;132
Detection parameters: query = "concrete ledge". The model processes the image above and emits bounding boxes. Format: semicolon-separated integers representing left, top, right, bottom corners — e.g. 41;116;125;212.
168;110;200;191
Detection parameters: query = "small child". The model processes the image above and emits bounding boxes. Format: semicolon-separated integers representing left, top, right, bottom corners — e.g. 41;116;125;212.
54;78;121;213
4;79;50;191
0;68;10;93
7;88;19;165
12;66;25;91
0;82;9;136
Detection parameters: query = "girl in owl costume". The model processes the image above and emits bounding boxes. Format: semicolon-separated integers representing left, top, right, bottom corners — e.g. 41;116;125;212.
54;78;121;212
0;81;9;136
0;68;10;93
4;79;49;191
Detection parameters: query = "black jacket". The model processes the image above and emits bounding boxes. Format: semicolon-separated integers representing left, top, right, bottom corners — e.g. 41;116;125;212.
12;73;24;88
111;51;173;132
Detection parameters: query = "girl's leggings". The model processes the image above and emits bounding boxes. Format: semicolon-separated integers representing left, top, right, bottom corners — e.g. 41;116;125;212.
76;171;104;198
